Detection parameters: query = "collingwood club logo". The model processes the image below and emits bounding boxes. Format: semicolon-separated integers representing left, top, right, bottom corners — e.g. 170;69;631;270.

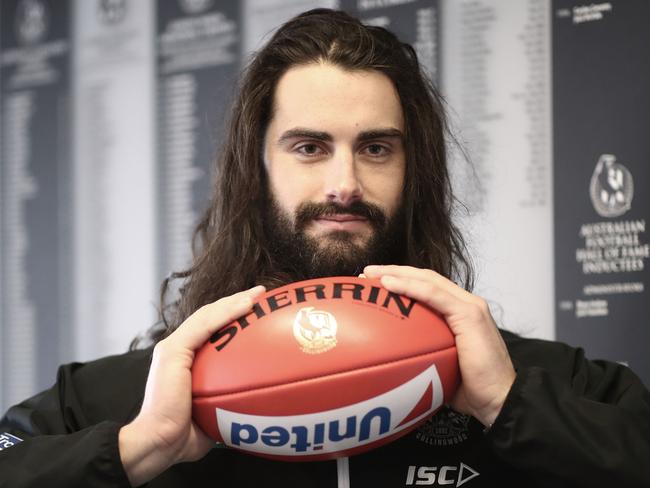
589;154;634;218
179;0;213;14
293;307;338;354
15;0;48;45
98;0;127;25
416;407;470;446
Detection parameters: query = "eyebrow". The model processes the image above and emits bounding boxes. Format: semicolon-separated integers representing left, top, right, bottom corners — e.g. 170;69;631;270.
277;128;332;144
357;128;404;142
277;127;404;145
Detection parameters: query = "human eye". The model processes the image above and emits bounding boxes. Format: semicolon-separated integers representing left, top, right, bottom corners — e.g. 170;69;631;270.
361;143;391;158
294;142;327;158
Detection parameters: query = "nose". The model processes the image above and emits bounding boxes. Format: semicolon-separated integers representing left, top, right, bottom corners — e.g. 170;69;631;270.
325;150;363;206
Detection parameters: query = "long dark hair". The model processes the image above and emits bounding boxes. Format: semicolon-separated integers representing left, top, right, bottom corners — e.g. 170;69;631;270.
132;9;473;348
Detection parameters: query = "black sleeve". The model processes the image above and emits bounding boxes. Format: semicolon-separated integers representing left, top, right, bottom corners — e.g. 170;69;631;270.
488;333;650;487
0;350;150;488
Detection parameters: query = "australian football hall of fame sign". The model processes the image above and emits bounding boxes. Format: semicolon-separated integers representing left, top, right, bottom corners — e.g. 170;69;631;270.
552;0;650;386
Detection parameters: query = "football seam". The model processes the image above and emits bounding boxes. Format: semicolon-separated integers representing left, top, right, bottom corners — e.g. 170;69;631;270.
193;345;455;398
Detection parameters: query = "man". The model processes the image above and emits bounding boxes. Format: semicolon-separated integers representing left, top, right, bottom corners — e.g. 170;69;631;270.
1;9;649;487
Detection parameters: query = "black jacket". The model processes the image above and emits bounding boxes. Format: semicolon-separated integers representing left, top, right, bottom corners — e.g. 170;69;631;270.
1;330;649;487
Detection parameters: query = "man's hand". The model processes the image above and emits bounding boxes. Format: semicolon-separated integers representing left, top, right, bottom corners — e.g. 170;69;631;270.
119;285;266;486
363;265;515;427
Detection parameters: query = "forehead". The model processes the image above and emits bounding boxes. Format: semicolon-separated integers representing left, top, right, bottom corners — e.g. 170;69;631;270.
269;62;404;134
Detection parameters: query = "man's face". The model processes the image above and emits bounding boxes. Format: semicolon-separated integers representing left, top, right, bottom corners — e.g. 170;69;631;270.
263;62;406;277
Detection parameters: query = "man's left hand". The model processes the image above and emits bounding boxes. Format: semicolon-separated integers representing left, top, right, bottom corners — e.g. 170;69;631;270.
363;265;516;427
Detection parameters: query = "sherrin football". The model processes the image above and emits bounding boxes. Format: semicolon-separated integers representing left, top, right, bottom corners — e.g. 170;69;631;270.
192;276;459;461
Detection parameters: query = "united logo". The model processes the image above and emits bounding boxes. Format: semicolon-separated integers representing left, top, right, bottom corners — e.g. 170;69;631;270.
215;364;444;457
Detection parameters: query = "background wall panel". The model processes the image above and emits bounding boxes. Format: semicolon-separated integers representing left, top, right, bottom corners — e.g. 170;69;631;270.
0;0;72;409
552;0;650;385
156;0;241;288
441;0;554;339
72;0;156;362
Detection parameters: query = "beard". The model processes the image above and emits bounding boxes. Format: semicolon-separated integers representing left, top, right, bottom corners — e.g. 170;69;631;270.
263;197;406;280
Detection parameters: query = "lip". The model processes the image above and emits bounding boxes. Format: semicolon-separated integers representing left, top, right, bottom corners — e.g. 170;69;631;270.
319;214;367;222
313;215;368;231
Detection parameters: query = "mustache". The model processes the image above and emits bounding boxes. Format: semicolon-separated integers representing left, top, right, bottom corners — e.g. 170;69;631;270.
294;201;387;231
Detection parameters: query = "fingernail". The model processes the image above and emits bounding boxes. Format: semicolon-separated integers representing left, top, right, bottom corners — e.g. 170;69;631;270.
358;273;366;279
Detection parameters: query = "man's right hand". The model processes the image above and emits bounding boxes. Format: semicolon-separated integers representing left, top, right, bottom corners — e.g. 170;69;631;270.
118;285;266;487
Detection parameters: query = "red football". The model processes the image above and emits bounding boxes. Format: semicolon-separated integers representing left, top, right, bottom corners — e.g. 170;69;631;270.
192;276;459;461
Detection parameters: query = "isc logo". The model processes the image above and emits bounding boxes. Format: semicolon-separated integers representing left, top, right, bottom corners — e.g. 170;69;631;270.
215;365;443;456
405;463;479;486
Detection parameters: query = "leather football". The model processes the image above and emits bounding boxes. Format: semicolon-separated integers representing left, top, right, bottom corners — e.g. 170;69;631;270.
192;276;459;461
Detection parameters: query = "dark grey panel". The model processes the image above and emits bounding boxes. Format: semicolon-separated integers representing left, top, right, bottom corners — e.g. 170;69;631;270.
0;0;72;407
156;0;241;282
553;0;650;386
340;0;439;82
